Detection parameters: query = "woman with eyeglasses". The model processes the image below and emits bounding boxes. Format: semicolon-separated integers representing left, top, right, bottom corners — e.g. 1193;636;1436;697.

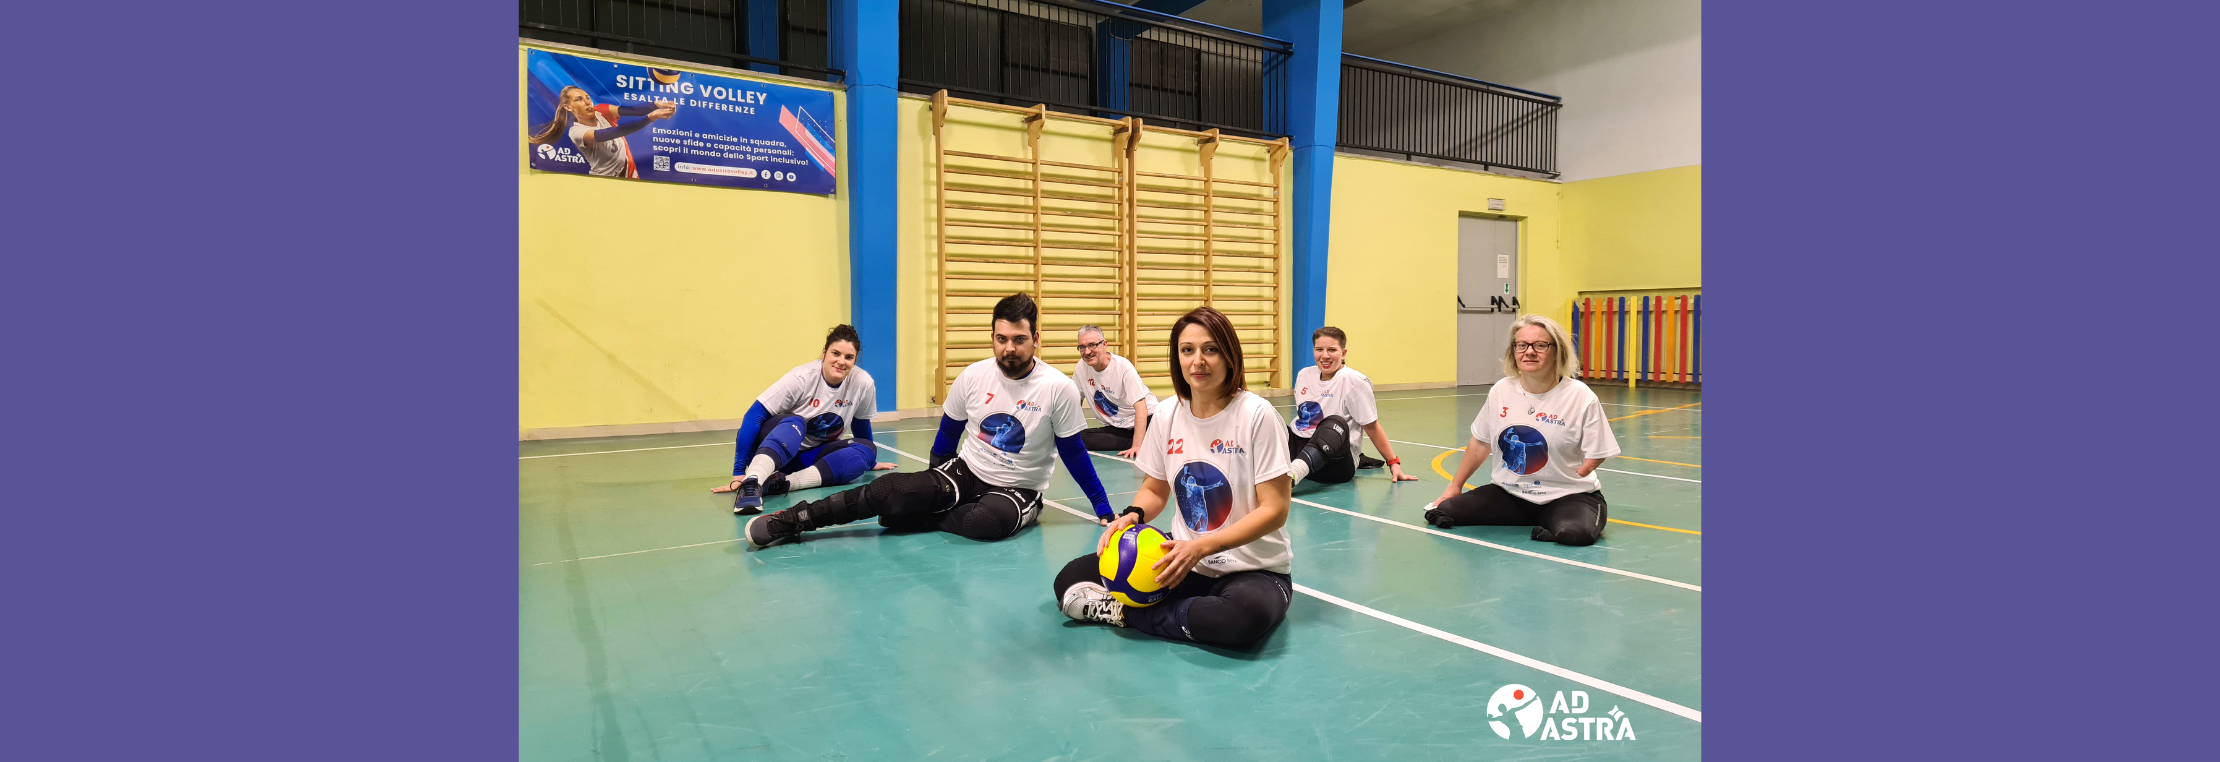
1424;314;1622;546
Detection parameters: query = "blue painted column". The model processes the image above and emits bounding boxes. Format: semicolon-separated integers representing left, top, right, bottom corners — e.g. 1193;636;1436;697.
1263;0;1341;378
746;0;781;74
835;0;901;406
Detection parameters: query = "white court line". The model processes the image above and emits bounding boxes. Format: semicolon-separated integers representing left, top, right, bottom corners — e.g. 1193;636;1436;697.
1083;451;1698;592
517;427;942;460
1599;467;1701;484
1387;439;1703;485
529;538;740;566
1274;390;1696;410
1291;496;1698;591
1296;584;1702;723
528;440;1702;720
1027;492;1700;723
519;442;727;459
872;443;1097;521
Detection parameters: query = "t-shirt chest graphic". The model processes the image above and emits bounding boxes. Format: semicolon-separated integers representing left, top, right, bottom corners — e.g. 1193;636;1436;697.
969;378;1052;457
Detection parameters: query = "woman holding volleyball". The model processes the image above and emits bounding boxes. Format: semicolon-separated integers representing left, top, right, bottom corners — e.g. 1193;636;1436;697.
1053;306;1294;648
1424;314;1621;546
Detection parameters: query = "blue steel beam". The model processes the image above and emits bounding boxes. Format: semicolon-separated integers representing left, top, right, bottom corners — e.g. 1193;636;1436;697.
1263;0;1340;379
835;0;901;406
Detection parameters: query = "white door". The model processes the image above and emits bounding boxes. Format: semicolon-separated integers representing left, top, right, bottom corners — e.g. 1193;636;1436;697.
1458;216;1518;386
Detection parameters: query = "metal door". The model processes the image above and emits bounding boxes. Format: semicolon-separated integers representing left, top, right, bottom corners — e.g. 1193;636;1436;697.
1457;216;1518;386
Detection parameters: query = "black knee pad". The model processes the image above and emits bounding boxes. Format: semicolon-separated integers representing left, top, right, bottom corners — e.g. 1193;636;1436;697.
863;468;957;522
1312;415;1353;456
942;489;1038;541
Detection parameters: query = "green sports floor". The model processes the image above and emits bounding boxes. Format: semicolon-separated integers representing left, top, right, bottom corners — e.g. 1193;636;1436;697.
520;386;1703;761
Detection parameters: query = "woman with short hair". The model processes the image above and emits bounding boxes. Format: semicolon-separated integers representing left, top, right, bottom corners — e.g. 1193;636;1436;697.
1425;314;1621;546
1284;326;1419;487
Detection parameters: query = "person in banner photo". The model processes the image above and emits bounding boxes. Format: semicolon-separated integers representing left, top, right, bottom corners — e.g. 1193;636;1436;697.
528;86;677;178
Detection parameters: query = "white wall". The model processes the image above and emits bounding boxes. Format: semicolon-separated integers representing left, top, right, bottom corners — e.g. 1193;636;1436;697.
1361;0;1701;182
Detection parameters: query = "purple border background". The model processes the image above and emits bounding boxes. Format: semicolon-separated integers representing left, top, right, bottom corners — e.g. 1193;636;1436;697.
10;1;2213;759
1708;1;2213;758
12;2;517;758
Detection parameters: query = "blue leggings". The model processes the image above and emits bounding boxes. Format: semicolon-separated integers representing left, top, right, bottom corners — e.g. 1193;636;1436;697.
748;415;877;486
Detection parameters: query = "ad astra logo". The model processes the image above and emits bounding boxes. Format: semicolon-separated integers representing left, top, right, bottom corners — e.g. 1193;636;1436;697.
535;144;586;164
1487;685;1637;742
1208;439;1245;454
831;399;852;408
1531;411;1568;426
1012;399;1043;413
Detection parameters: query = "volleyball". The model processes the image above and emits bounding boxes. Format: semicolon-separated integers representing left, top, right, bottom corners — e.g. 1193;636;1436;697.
648;68;683;85
1099;524;1172;607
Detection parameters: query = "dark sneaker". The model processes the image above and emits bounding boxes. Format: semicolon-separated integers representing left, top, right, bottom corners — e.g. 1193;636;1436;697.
1358;454;1385;469
762;471;792;497
731;476;763;515
1423;503;1455;529
745;510;803;549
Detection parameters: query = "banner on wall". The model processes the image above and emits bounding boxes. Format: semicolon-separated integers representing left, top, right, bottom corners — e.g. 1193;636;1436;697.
523;48;837;195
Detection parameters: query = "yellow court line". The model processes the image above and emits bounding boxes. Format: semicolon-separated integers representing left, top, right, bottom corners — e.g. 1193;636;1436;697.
1427;449;1702;535
1608;519;1702;535
1607;402;1702;422
1616;455;1701;468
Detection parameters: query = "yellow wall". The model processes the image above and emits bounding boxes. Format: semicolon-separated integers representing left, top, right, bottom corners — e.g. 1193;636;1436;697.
1325;154;1567;387
518;45;849;436
1563;164;1702;294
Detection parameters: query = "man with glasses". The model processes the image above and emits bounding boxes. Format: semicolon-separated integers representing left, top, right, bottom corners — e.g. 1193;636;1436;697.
1070;325;1156;457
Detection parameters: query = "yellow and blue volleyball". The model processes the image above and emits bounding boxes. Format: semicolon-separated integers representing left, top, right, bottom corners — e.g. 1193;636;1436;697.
648;68;683;85
1099;525;1172;607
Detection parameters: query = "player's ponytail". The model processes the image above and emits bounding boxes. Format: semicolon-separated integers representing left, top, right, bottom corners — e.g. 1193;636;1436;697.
528;86;587;145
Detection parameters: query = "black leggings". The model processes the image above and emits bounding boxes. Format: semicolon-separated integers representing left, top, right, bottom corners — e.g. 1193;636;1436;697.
1427;484;1610;546
1288;414;1357;484
1078;424;1133;452
787;457;1042;541
1055;553;1293;648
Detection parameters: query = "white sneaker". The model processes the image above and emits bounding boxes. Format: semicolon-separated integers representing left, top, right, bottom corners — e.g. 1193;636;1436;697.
1059;582;1126;627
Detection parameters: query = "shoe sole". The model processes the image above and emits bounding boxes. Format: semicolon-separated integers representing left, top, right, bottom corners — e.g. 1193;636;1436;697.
743;515;795;550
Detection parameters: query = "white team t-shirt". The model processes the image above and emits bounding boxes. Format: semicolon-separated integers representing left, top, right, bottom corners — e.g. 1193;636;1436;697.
755;361;879;447
567;112;629;177
1071;354;1154;430
1469;376;1621;503
943;358;1087;491
1136;392;1293;577
1288;365;1380;437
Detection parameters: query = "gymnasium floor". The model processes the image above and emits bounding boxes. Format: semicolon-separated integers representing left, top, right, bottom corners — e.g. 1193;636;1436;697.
519;385;1703;761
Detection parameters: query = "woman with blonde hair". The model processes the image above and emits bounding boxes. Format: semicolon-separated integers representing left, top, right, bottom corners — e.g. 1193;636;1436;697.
1424;314;1622;546
1053;306;1296;648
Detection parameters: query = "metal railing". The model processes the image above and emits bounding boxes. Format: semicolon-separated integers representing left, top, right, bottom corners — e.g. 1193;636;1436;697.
520;0;843;81
900;0;1290;139
1339;54;1560;177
